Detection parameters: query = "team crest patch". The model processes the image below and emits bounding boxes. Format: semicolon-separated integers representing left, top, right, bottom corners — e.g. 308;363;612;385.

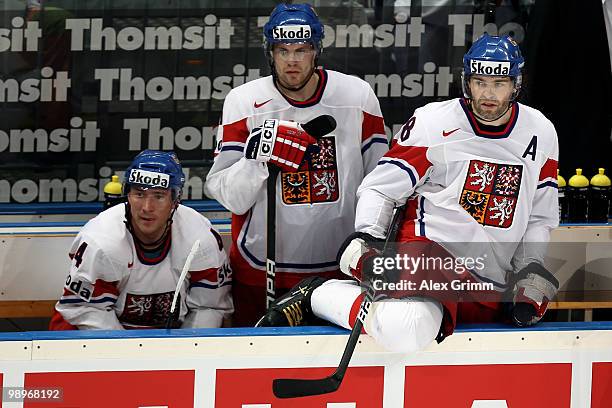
120;291;176;327
460;160;522;228
281;136;339;204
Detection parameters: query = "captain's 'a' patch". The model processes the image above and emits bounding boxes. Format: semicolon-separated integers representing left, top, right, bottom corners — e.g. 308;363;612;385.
459;160;522;228
281;136;339;205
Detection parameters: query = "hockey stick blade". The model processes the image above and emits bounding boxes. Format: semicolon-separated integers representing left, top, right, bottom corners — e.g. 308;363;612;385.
273;374;341;398
301;115;336;139
272;299;365;398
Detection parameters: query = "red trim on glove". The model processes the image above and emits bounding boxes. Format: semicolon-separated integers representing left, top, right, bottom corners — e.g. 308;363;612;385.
269;123;317;172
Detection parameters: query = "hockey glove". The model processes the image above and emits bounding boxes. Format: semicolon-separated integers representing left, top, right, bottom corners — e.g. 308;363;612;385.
511;262;559;327
244;119;317;173
337;232;383;281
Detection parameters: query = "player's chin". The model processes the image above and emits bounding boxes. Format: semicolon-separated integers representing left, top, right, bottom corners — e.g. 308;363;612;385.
281;75;302;86
474;109;498;121
279;79;303;91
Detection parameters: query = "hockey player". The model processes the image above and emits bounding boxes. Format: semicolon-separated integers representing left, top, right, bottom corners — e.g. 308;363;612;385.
258;34;560;352
204;3;388;326
50;150;233;330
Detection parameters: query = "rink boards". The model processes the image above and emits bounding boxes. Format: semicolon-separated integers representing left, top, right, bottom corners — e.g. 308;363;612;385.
1;215;611;304
0;323;611;407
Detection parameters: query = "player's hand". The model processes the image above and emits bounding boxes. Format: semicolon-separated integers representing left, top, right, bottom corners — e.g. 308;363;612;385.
244;119;317;173
337;232;382;281
511;262;559;327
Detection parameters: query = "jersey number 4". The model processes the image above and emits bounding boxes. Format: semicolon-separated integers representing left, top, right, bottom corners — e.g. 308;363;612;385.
74;242;88;268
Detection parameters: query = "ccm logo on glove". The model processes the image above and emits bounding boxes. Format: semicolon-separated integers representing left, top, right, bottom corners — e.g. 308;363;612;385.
259;119;281;160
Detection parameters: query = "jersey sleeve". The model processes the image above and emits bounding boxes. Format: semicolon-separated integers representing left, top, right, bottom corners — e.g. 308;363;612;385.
360;86;389;174
182;227;234;328
54;232;124;330
511;127;560;271
355;110;434;237
204;90;269;215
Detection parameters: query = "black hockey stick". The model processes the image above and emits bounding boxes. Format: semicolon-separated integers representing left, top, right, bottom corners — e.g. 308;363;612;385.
272;204;405;398
265;115;337;309
266;167;280;309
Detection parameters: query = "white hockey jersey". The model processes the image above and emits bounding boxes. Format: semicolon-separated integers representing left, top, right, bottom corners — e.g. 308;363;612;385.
356;98;559;289
205;69;388;288
52;204;233;330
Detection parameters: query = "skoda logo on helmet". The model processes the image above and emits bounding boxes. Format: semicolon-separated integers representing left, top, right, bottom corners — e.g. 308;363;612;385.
470;60;511;76
272;25;312;41
129;169;170;188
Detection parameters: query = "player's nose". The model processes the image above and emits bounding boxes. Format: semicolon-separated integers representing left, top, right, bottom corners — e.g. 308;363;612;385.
141;196;156;212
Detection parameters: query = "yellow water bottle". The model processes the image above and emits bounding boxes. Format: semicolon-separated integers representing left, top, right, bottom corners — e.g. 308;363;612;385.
567;169;589;223
588;168;611;223
103;175;125;210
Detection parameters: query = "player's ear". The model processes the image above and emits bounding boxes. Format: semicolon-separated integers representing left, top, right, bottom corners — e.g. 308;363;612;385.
173;188;182;209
